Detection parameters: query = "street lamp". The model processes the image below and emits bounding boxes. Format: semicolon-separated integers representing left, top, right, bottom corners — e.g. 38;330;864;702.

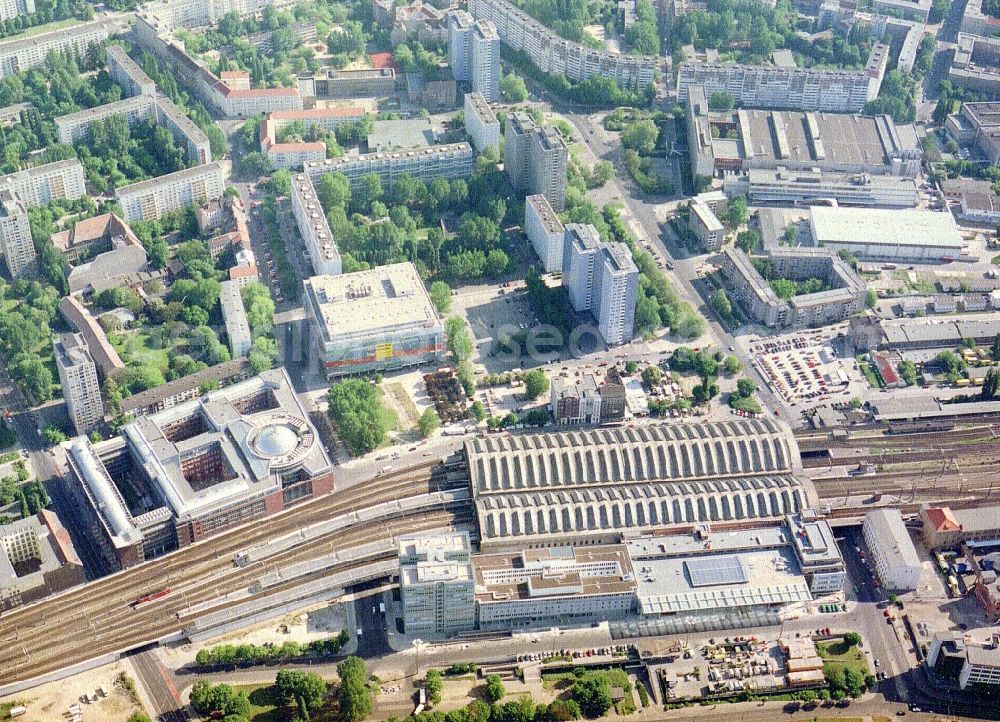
413;638;423;679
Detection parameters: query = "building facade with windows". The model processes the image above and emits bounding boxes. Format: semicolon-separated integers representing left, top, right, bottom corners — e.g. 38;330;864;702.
54;333;103;435
524;194;564;272
399;531;476;636
291;172;342;276
463;92;499;153
115;163;226;222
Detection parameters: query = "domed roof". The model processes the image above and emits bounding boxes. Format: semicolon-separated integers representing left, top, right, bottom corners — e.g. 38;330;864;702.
254;424;299;457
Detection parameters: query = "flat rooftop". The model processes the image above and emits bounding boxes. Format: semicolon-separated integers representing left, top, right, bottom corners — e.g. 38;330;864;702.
368;118;435;152
304;262;440;341
526;194;563;235
809;207;964;248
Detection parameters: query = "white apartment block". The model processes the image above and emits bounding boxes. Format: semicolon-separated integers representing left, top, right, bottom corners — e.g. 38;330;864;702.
56;95;156;144
302;143;474;193
219;280;252;358
677;44;889;113
0;0;34;23
291;172;342;276
524;194;564;272
0;18;117;79
0;190;32;277
106;45;156;98
689;199;724;251
863;509;922;592
468;0;658;88
448;10;473;82
54;333;103;435
504;113;568;210
463;92;499;153
140;0;296;30
562;223;601;313
115;162;225;223
470;19;500;102
595;243;639;346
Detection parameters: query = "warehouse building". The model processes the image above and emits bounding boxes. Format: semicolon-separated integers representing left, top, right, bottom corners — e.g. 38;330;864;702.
686;86;921;179
399;531;476;637
724;167;919;208
808;207;965;262
863;509;922;591
475;545;637;630
66;368;334;569
878;315;1000;350
466;419;813;551
303;263;444;378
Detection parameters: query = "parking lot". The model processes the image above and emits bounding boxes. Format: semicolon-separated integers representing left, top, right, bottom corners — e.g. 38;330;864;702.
751;337;852;404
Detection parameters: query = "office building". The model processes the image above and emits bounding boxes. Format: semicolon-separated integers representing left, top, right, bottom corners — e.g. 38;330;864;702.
0;17;120;79
946;102;1000;165
920;505;1000;550
259;107;365;169
725;167;920;208
562;223;602;312
719;247;867;329
808;206;965;262
466;418;812;551
463;92;499;153
470;19;499;101
941;178;1000;224
550;368;626;425
291;172;342;276
863;509;922;591
677;44;889;113
54;333;103;435
301;68;398;99
524;194;564;272
688;199;724;251
786;512;846;594
399;531;476;636
928;634;1000;690
53;213;149;295
115;163;225;222
220;280;252;358
0;511;85;612
66;368;334;569
303;263;445;378
686;85;921;179
949;33;1000;96
504;112;568;210
448;10;474;82
475;545;637;631
594;243;638;346
302;143;474;193
468;0;659;88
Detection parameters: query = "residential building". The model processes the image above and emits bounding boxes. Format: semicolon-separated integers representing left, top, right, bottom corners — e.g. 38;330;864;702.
961;0;1000;39
468;0;659;88
66;368;334;569
524;194;564;272
594;243;638;346
504;112;568;210
463;92;499;153
399;531;476;636
470;19;499;102
259;107;366;169
949;33;1000;96
551;374;602;425
220;280;252;358
562;223;602;312
302;143;474;193
863;509;922;591
0;190;31;277
0;17;121;79
0;0;34;23
677;44;889;113
291;172;342;276
686;85;921;179
55;95;157;144
724;167;920;208
58;296;125;378
0;511;85;612
808;206;965;262
115;163;226;222
138;0;297;30
106;44;156;98
718;247;867;329
928;634;1000;690
475;545;637;631
920;505;1000;550
118;358;251;416
688;199;724;251
303;263;445;378
447;10;474;82
54;333;103;435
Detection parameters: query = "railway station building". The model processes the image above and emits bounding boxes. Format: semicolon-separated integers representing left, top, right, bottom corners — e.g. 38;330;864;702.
66;368;334;569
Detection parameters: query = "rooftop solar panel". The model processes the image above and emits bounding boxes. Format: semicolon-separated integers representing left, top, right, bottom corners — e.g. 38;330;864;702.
685;555;749;587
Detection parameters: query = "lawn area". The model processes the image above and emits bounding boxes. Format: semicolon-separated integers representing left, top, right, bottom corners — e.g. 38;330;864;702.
816;639;869;679
4;17;80;40
233;682;341;722
994;254;1000;266
110;330;170;373
541;666;630;691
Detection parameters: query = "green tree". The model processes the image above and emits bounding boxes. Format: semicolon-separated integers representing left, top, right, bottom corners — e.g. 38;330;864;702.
499;73;528;102
275;669;327;714
248;337;279;374
572;676;612;718
709;91;735;110
982;368;1000;400
898;360;918;386
865;289;878;309
591;161;614;187
418;407;441;438
991;332;1000;361
338;656;373;722
429;280;451;314
736;229;759;253
523;369;549;399
709;289;732;319
723;355;741;375
620;119;658;156
424;668;443;705
724;196;748;228
641;366;662;387
327;380;396;456
624;360;639;374
934;350;965;375
843;632;862;647
470;399;486;421
484;674;506;703
849;396;862;409
770;278;797;300
317;171;351;209
736;377;757;397
446;317;474;361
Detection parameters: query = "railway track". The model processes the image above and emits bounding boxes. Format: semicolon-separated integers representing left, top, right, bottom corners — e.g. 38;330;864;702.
0;462;464;683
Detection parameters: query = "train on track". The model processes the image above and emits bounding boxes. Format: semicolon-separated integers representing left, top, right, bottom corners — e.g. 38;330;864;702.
883;420;956;435
130;588;171;609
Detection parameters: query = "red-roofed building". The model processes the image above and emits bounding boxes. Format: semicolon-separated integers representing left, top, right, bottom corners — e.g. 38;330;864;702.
370;52;401;72
259;107;366;169
920;505;966;548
